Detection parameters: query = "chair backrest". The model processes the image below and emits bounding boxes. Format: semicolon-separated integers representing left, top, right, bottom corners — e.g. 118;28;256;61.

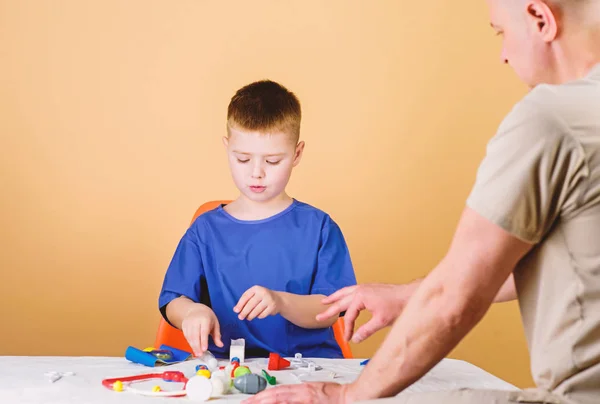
155;200;353;359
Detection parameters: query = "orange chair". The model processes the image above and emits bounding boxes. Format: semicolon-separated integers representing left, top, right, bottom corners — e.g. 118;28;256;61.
155;200;353;359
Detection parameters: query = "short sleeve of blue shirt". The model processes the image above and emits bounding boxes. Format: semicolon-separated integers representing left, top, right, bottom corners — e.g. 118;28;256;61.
158;199;357;359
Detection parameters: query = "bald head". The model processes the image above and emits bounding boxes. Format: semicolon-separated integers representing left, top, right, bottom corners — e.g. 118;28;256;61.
487;0;600;86
534;0;600;27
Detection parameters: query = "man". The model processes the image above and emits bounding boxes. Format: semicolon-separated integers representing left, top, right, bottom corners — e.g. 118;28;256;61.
243;0;600;403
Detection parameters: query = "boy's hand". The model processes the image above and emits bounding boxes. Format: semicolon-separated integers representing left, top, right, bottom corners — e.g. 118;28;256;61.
234;286;281;321
181;304;224;356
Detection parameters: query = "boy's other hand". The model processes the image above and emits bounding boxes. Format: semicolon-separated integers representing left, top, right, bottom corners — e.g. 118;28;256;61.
234;286;281;321
181;304;224;356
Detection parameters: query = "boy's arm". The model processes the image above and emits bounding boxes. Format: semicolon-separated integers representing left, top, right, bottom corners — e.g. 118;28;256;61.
275;292;336;328
165;296;204;329
276;217;356;329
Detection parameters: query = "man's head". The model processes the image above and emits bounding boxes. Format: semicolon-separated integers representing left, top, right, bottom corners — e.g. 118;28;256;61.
223;80;304;203
487;0;600;87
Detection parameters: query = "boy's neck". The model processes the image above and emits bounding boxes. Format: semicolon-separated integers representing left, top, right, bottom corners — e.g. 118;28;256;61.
225;193;294;221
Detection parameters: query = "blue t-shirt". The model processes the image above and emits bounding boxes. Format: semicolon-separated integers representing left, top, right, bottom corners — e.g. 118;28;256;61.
158;199;356;358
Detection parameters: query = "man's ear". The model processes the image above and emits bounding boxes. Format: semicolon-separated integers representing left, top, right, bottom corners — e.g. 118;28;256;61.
526;0;558;42
293;141;305;167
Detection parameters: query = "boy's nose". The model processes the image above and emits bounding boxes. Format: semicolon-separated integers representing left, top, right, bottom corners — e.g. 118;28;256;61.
251;164;265;179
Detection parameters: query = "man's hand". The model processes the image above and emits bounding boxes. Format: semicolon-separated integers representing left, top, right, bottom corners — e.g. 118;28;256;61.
181;304;224;356
316;282;420;343
242;382;351;404
234;286;281;321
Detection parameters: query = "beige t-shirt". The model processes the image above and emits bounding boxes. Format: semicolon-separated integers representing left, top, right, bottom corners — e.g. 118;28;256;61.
467;64;600;404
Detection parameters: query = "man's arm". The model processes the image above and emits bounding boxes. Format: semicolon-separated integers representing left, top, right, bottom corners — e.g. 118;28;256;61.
346;207;532;401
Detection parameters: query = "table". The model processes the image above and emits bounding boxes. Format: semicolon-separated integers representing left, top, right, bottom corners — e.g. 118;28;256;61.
0;356;517;403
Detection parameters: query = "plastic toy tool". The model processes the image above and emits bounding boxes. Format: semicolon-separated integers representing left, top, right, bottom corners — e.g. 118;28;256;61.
268;352;291;370
125;345;192;367
102;371;188;397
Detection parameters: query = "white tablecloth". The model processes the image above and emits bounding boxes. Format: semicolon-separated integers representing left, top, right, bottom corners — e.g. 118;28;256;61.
0;356;517;403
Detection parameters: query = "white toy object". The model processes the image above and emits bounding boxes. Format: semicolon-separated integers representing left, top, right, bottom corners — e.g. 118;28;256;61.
186;376;213;402
290;353;322;370
210;376;227;397
197;350;218;371
229;338;246;363
44;371;74;383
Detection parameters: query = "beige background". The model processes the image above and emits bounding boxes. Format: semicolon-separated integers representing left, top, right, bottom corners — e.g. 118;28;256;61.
0;0;532;388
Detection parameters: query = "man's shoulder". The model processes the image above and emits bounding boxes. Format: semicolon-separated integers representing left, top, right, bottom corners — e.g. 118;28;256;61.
508;76;600;130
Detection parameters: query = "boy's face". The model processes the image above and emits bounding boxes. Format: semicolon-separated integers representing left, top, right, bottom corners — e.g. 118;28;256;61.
223;127;304;203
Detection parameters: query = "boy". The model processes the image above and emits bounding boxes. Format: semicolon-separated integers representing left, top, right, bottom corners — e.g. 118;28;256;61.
158;80;357;359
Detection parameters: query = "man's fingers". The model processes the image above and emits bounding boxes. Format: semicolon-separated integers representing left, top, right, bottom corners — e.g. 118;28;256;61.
321;285;357;305
343;299;363;341
351;317;385;344
316;295;354;322
242;385;316;404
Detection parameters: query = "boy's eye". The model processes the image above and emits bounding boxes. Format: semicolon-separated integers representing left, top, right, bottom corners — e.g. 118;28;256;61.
266;160;281;165
237;158;250;164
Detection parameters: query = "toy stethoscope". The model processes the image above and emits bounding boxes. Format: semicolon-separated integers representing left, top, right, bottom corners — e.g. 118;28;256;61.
102;370;189;397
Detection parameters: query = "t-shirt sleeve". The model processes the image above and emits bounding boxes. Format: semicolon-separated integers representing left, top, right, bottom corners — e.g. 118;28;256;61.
310;216;357;296
466;98;586;243
158;226;205;324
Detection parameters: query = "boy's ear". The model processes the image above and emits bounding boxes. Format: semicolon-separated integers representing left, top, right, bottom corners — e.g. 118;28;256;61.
293;141;305;167
222;136;229;148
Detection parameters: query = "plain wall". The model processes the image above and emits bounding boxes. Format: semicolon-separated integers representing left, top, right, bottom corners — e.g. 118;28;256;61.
0;0;533;387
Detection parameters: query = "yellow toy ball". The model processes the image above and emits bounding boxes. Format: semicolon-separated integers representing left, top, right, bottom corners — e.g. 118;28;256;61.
152;385;162;393
113;380;124;392
196;369;212;378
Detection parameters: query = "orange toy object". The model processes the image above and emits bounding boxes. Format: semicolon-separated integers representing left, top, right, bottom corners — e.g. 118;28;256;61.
154;200;354;359
268;353;291;371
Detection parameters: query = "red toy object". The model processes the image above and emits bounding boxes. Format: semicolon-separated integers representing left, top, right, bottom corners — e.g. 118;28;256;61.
268;353;291;370
102;371;189;397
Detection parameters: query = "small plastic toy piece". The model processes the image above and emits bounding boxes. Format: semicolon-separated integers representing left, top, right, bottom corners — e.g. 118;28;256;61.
196;369;211;378
268;353;291;370
196;350;219;371
230;338;246;363
230;362;240;378
44;371;75;383
233;366;251;378
125;344;192;367
360;359;370;366
148;349;174;361
185;375;213;401
290;353;322;370
233;373;267;394
152;385;161;393
113;380;123;392
261;370;276;385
